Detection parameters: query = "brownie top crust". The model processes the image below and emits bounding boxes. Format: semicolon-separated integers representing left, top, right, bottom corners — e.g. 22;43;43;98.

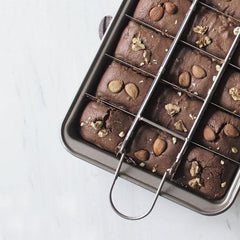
133;0;191;36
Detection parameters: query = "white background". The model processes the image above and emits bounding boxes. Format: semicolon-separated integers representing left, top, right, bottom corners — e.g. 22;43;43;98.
1;0;240;239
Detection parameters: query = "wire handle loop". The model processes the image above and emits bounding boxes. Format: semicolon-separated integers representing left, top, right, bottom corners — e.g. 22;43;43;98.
109;154;171;220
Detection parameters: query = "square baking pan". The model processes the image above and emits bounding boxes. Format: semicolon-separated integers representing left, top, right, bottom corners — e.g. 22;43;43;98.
61;0;240;217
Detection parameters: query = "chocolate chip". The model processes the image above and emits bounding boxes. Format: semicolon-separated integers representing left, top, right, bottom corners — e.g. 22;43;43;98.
99;16;113;40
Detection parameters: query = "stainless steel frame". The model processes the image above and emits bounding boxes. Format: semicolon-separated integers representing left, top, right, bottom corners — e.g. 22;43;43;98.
61;0;240;219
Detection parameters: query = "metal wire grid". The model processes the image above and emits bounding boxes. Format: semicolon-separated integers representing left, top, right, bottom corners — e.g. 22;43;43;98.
84;0;240;219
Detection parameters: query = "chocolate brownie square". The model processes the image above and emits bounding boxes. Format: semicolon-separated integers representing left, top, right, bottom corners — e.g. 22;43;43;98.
127;124;183;176
201;0;240;20
174;146;238;200
213;67;240;115
95;62;153;114
194;107;240;161
115;21;173;75
133;0;191;36
79;101;133;153
145;84;203;137
164;44;220;98
184;6;238;59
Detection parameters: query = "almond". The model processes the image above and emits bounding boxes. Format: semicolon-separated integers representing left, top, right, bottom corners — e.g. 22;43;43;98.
153;138;167;156
224;124;239;137
125;83;139;99
108;80;123;93
178;71;191;87
192;65;206;79
164;2;177;14
134;150;149;161
203;125;216;141
149;6;164;22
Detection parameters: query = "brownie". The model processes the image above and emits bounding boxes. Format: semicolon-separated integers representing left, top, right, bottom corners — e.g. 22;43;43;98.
95;62;153;114
184;6;238;59
133;0;191;36
127;124;183;176
232;43;240;68
164;44;220;98
145;84;203;137
201;0;240;20
114;21;173;75
213;67;240;115
194;107;240;161
174;146;238;200
79;101;133;153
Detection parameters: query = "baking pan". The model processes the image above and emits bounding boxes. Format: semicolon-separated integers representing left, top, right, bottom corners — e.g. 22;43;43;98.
61;0;240;218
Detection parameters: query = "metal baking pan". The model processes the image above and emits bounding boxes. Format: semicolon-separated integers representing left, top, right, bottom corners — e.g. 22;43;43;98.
61;0;240;218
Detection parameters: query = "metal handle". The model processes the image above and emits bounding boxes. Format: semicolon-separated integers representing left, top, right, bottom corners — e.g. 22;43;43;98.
109;154;170;220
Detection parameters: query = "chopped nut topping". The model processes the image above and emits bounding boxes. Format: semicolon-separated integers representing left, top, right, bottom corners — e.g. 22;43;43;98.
143;50;151;64
216;65;221;72
190;161;200;177
98;129;109;138
172;137;177;144
193;25;208;35
139;62;145;67
232;147;238;154
139;162;146;168
189;114;196;120
152;167;157;173
165;103;181;117
229;87;240;101
188;178;202;189
118;131;125;138
233;26;240;36
80;122;85;127
174;120;188;132
91;121;104;131
221;182;227;188
177;92;182;96
196;36;212;48
220;160;225;165
132;37;145;51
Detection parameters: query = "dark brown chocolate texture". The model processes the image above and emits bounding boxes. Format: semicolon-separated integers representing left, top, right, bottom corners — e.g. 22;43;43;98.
95;62;153;114
194;107;240;161
114;21;173;75
133;0;191;36
127;124;183;176
184;6;238;59
174;146;238;200
145;85;203;137
79;101;133;154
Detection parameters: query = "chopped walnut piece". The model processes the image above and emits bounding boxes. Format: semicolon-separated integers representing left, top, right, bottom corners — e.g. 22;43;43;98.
196;36;212;48
90;121;104;131
193;25;208;35
132;37;145;51
190;161;200;177
174;120;187;132
165;104;181;117
188;178;202;189
229;87;240;101
143;50;151;64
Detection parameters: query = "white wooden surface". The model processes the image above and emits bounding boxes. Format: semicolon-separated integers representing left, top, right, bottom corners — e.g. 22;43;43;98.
1;0;240;239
